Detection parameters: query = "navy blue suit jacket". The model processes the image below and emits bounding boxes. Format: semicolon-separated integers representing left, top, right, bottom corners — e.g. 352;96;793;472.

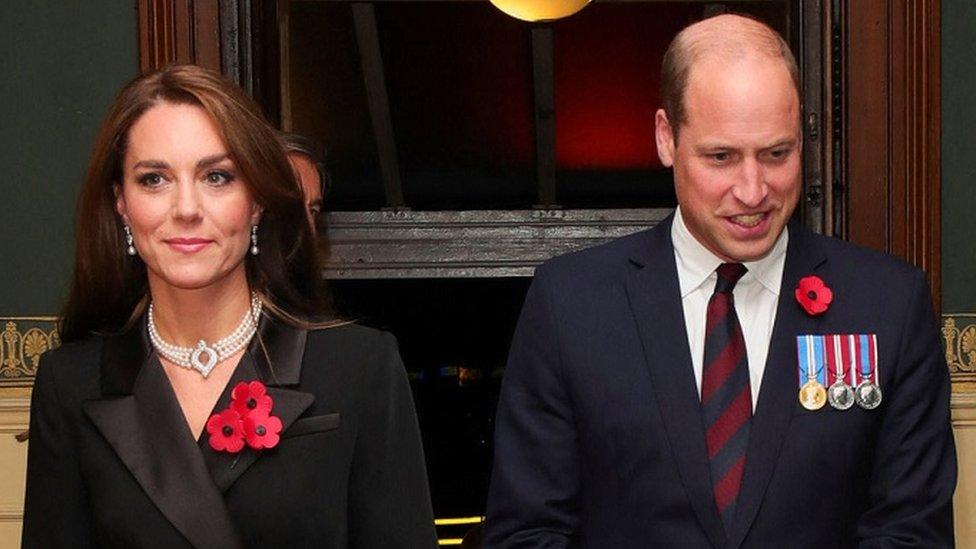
486;216;955;548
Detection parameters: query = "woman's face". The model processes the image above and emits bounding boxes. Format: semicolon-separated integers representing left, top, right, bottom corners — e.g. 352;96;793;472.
116;101;261;292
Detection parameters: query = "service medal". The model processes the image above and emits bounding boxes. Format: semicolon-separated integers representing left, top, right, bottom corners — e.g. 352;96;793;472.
826;334;855;410
800;380;827;410
827;381;855;410
850;334;883;410
796;334;827;411
855;381;882;410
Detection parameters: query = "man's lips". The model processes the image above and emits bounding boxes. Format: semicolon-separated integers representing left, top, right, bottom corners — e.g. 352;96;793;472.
164;237;213;253
727;212;767;228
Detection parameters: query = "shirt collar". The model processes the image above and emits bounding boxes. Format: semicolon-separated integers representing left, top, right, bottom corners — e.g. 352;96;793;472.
671;206;788;298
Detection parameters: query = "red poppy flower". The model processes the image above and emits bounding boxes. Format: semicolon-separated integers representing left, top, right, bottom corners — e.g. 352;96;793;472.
206;409;245;453
243;412;283;450
231;380;273;418
795;275;833;316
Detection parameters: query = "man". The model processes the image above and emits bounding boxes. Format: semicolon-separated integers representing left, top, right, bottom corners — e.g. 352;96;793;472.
279;132;328;228
486;14;955;548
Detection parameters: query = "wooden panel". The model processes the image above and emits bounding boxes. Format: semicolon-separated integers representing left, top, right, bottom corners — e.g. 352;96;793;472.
0;391;29;549
138;0;222;72
194;1;222;71
844;0;941;311
951;392;976;549
322;208;670;278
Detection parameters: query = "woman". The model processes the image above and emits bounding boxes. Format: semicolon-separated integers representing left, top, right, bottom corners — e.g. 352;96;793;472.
22;65;437;548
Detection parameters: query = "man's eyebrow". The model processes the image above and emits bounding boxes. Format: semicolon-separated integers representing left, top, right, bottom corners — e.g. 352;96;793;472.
763;138;798;150
693;143;736;152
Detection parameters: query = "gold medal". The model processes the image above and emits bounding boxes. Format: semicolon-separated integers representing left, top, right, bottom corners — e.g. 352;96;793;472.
798;334;826;410
799;380;827;410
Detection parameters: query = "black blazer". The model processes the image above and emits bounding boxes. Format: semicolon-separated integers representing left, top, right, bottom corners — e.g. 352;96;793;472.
486;216;956;548
23;315;438;548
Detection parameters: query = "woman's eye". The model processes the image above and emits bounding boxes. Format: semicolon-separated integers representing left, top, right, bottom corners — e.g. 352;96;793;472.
205;170;234;185
137;173;165;187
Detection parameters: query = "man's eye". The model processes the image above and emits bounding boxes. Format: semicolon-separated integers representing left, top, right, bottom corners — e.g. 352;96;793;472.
711;152;730;163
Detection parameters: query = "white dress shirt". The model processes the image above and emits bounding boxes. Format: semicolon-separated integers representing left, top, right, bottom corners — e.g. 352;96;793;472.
671;207;788;410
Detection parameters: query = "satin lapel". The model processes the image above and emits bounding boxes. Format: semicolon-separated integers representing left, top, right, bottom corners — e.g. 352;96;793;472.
200;315;314;493
83;324;243;549
727;225;827;549
623;217;726;549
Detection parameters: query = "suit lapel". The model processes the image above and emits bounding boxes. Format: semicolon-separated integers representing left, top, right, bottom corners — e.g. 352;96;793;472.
624;216;727;549
726;224;827;549
83;323;244;549
199;315;314;493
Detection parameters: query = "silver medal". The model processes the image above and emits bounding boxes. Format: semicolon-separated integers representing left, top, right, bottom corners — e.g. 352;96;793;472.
828;380;855;410
827;335;854;410
855;381;883;410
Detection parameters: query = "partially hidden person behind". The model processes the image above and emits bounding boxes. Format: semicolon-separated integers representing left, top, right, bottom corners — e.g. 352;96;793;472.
22;64;437;548
279;131;328;230
486;14;955;548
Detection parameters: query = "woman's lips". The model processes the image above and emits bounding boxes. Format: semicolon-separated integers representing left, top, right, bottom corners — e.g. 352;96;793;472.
165;238;212;253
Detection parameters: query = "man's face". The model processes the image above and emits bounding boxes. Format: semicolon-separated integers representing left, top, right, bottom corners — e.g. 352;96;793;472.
655;54;802;262
287;152;323;229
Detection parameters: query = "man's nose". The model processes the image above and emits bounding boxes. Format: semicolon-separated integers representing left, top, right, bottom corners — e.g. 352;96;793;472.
732;157;768;207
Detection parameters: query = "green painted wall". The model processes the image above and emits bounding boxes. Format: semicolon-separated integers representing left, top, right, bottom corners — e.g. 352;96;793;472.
942;0;976;315
0;2;137;315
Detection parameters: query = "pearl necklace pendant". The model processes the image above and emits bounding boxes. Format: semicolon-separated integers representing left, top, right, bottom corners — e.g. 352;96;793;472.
148;292;262;378
190;340;220;377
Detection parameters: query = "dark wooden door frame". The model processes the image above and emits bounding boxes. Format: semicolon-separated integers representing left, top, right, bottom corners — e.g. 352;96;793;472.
842;0;941;312
138;0;221;72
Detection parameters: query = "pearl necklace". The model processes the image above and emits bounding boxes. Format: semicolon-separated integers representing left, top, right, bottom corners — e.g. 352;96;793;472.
148;293;262;378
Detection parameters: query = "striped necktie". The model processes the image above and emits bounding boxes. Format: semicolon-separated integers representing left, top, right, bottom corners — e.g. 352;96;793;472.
701;262;751;533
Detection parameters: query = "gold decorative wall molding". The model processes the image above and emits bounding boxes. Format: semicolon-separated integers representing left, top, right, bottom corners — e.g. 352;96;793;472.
944;313;976;382
0;318;58;387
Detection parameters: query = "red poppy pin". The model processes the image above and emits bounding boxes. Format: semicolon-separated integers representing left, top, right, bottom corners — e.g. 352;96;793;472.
207;380;282;453
795;275;833;316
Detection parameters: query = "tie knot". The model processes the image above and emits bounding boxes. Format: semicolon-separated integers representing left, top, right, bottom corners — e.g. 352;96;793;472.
714;263;747;294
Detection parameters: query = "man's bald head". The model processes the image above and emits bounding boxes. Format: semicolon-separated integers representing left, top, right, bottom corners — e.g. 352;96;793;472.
660;14;799;141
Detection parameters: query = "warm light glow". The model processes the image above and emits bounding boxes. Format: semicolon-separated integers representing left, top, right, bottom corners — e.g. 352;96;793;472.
435;516;485;526
489;0;592;22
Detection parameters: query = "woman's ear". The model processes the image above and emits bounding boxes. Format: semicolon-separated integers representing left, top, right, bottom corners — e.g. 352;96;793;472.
251;203;264;226
114;183;129;225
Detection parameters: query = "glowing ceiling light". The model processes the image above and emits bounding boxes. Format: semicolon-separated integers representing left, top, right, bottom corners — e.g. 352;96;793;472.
489;0;592;22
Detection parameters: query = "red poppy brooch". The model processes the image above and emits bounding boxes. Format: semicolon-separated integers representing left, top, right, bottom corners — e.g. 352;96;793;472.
206;380;282;453
795;275;833;316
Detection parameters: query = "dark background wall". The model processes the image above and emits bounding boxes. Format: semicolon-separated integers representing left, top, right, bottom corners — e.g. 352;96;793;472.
942;1;976;315
0;2;137;315
941;0;976;376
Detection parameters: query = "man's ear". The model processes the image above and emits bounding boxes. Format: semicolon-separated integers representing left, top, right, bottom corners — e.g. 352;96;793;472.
654;109;676;168
114;184;129;225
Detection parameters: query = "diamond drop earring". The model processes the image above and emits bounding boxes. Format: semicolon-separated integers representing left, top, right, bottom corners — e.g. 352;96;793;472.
124;225;137;256
250;225;259;255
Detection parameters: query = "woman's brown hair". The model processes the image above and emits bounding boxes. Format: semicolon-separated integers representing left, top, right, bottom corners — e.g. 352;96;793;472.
59;64;328;342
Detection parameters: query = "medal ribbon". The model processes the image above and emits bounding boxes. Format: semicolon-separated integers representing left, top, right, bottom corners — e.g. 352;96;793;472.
796;335;826;388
